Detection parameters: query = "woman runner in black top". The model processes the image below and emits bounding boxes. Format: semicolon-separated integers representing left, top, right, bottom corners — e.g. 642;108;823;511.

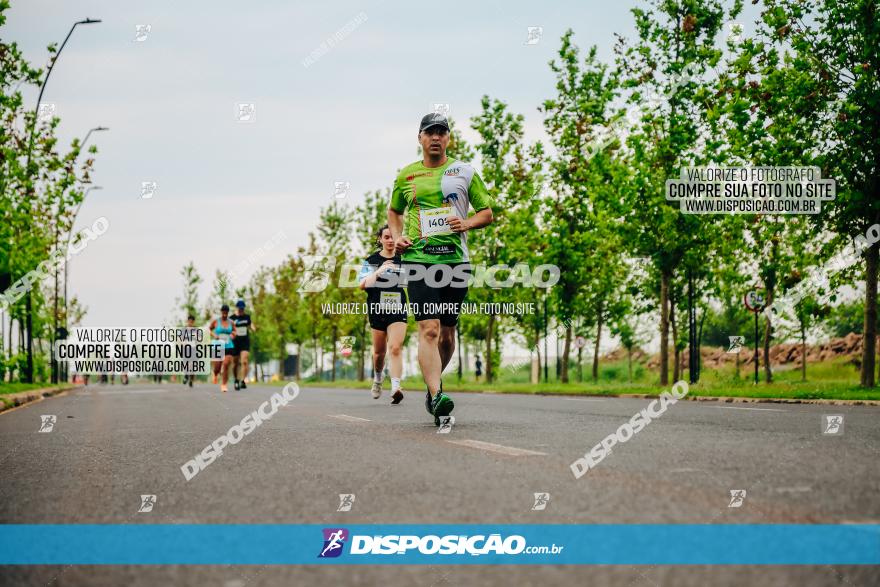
359;225;408;404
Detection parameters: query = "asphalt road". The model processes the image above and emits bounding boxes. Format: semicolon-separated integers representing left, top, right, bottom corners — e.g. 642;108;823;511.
1;381;878;586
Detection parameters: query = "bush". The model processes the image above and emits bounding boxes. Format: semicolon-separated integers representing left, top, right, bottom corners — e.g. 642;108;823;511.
602;364;624;381
823;300;872;338
701;305;754;348
8;352;27;383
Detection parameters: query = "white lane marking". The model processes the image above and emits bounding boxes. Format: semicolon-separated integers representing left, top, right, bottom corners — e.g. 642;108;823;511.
329;414;371;422
709;405;787;412
79;389;169;396
559;397;605;402
446;439;547;456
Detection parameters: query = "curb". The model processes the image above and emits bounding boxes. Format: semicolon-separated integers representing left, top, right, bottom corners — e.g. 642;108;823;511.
611;393;880;406
284;383;880;406
0;385;77;413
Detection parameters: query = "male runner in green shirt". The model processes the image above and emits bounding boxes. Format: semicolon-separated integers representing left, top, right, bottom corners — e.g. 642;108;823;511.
388;112;494;425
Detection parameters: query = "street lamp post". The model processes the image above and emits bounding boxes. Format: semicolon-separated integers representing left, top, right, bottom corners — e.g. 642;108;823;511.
60;185;102;382
80;126;108;152
22;17;101;384
543;296;548;383
52;127;107;383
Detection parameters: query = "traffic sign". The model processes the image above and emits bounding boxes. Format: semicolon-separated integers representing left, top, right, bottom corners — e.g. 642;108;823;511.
744;290;766;313
744;288;766;385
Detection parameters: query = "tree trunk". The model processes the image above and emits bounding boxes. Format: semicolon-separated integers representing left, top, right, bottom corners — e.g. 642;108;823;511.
486;314;494;383
331;326;337;382
763;246;777;384
593;304;603;382
494;328;502;379
7;313;12;382
862;243;878;387
52;239;58;384
763;303;774;383
25;292;33;383
670;292;679;382
659;269;670;385
697;310;705;377
577;347;583;382
457;324;462;381
534;329;541;384
627;347;633;383
561;323;572;383
463;338;469;379
801;318;807;382
314;337;320;381
762;316;773;383
357;317;365;381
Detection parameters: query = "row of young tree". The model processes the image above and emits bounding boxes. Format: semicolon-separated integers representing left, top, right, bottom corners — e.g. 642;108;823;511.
5;1;877;388
174;0;879;388
1;1;95;383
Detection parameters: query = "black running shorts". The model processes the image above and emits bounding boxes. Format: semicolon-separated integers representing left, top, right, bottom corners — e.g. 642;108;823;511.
403;262;470;327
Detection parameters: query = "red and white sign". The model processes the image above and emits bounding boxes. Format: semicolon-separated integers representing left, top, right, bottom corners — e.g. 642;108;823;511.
744;290;766;313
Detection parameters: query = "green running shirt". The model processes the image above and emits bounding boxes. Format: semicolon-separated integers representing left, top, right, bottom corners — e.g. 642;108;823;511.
390;159;492;264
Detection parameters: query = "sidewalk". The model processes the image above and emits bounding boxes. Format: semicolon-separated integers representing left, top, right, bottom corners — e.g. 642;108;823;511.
0;384;77;413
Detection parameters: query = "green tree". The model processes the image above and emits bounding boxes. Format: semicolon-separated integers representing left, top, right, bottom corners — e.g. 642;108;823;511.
205;270;233;322
617;0;735;384
316;201;358;381
270;254;310;380
176;262;202;323
540;32;624;383
750;0;880;386
611;289;650;383
356;188;392;254
1;1;98;381
823;299;872;338
470;96;534;382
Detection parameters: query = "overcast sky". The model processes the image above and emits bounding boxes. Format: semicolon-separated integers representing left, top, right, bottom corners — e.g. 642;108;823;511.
6;1;755;330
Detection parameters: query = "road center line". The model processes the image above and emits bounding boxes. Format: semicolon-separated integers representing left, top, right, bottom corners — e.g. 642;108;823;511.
709;405;787;412
328;414;371;422
446;439;547;456
80;389;170;396
773;486;812;493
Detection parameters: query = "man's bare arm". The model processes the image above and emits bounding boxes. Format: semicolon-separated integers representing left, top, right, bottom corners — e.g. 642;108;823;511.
387;208;404;240
388;208;411;253
448;208;493;233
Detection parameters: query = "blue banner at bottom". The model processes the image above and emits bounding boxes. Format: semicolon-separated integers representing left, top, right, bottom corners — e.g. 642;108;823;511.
1;524;878;565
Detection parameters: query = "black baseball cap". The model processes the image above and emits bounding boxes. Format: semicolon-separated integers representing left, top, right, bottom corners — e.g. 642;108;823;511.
419;112;450;133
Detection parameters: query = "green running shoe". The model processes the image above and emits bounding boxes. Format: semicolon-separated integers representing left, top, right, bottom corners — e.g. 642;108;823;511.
430;390;454;417
425;381;444;414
